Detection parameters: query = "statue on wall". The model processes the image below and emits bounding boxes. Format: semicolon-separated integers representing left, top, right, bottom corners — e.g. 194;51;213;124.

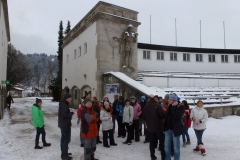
113;24;138;72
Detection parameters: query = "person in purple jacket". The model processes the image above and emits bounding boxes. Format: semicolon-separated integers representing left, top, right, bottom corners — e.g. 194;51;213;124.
130;96;142;142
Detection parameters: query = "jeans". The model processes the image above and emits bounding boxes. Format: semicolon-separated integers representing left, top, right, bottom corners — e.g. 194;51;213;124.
164;130;180;160
60;127;71;150
35;127;46;142
194;129;205;145
182;126;190;142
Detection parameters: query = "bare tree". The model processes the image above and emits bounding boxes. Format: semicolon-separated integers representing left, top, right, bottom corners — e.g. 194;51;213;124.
7;44;33;90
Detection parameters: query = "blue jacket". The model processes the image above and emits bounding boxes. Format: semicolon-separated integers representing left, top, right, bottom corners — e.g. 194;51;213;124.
116;102;125;116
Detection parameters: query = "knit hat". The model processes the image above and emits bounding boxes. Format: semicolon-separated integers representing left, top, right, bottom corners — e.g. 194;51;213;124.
36;98;42;104
164;94;170;99
83;98;91;104
104;102;109;106
130;96;136;100
140;96;146;101
169;93;179;101
64;93;72;100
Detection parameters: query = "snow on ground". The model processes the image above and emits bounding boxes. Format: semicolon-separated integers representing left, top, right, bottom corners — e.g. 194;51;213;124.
1;98;240;160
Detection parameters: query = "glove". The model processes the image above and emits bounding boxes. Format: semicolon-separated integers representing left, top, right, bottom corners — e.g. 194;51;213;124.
71;112;74;115
129;122;132;126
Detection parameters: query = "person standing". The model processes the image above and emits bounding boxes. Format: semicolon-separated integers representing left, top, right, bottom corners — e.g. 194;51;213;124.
139;96;146;136
181;100;192;147
77;102;85;147
143;95;165;160
122;99;134;145
100;102;117;148
81;98;99;160
6;94;14;110
130;96;142;142
116;96;126;138
112;94;119;133
58;93;74;160
32;98;51;149
190;100;208;156
92;97;102;144
164;93;184;160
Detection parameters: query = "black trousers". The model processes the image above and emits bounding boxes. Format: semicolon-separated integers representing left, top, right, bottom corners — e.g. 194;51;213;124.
124;123;132;142
149;132;165;159
102;129;115;146
130;119;139;141
117;116;126;136
7;103;11;110
35;127;46;142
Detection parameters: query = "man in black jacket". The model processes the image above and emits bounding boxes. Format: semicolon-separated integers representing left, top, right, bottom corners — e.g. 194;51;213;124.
58;93;74;160
164;93;184;160
143;94;165;160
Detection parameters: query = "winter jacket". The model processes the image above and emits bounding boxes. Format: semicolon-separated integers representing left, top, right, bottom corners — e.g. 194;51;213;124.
116;102;125;116
184;108;192;128
81;107;99;139
132;103;142;120
100;108;113;131
190;107;208;130
32;104;44;128
142;99;165;133
139;101;146;118
122;105;134;123
164;102;184;137
112;99;118;115
58;101;73;128
6;96;13;104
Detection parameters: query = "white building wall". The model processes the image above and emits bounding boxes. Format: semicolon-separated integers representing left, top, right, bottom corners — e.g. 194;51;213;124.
62;22;97;94
138;49;240;73
143;77;240;87
0;1;8;84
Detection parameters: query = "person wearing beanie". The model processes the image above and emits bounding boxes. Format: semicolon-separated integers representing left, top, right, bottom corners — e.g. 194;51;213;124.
164;93;184;160
81;96;99;160
92;97;102;145
112;94;119;134
58;93;74;160
99;96;113;115
130;96;142;142
100;101;117;148
32;98;51;149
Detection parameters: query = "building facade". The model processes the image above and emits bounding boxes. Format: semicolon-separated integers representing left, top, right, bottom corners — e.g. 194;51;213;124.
138;43;240;73
62;1;140;107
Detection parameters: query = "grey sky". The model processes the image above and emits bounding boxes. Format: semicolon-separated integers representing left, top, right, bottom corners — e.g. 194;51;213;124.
8;0;240;55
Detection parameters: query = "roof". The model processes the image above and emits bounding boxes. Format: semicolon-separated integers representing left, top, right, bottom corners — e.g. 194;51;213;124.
10;87;24;91
138;43;240;54
2;0;10;41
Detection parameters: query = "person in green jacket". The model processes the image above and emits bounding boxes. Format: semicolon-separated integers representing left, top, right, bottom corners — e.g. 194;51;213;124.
32;98;51;149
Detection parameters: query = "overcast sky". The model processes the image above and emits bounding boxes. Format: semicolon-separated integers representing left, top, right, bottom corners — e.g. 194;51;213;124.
8;0;240;55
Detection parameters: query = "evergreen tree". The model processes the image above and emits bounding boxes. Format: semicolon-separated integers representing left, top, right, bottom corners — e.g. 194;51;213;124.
49;21;64;101
64;21;71;35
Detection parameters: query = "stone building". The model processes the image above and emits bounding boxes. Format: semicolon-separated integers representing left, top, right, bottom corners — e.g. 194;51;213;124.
62;1;141;107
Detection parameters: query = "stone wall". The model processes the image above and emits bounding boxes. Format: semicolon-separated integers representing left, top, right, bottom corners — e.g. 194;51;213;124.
205;105;240;119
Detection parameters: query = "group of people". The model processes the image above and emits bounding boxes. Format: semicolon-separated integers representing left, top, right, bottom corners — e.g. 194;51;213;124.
31;92;208;160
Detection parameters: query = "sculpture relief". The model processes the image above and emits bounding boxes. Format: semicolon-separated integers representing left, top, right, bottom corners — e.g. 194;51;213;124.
113;24;138;72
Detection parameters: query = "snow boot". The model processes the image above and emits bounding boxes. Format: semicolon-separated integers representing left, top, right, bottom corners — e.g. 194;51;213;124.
193;146;200;152
182;141;186;148
62;149;72;160
91;154;99;160
43;140;51;147
186;141;191;145
150;154;157;160
34;141;43;149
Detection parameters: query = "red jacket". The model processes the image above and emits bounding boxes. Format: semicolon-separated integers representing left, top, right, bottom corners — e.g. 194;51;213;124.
184;108;192;127
77;104;85;119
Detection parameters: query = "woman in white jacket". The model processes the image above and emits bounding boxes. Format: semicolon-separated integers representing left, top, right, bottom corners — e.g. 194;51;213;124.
190;100;208;156
100;102;117;148
122;99;134;145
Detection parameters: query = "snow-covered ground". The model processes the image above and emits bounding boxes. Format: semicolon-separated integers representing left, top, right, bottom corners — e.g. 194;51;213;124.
0;97;240;160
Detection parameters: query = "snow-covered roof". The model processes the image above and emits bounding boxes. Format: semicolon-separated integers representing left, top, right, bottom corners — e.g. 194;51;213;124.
104;71;166;97
11;87;24;91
